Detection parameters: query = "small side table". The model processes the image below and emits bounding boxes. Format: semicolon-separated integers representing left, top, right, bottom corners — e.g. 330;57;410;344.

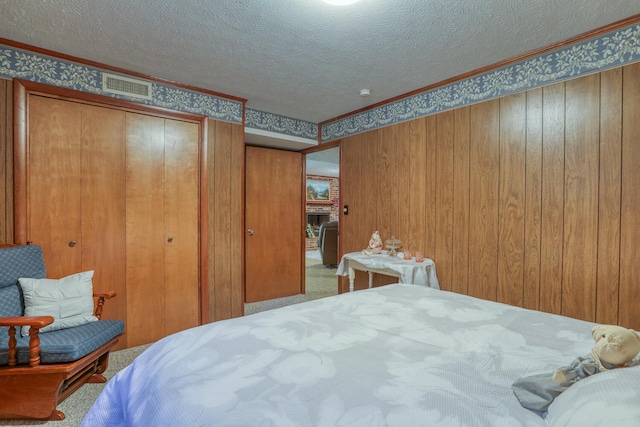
336;251;439;292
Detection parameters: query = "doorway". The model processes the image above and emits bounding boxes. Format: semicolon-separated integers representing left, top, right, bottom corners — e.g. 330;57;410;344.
304;146;340;299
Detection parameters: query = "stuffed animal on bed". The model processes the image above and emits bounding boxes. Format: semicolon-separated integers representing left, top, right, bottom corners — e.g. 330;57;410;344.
512;324;640;412
362;231;383;255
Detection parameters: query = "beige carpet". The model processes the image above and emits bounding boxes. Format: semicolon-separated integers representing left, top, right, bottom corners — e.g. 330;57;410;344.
0;257;338;426
245;257;339;314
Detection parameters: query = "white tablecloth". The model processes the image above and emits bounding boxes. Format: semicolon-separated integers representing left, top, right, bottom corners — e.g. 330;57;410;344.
336;251;440;289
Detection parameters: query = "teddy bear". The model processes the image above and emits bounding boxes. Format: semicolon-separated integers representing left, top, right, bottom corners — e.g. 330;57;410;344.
512;324;640;412
362;231;383;255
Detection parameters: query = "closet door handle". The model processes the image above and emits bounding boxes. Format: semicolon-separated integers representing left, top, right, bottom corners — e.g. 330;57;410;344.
167;237;174;243
68;240;77;247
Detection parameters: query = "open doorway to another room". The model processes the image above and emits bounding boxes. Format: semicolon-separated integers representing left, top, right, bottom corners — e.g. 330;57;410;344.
305;146;340;300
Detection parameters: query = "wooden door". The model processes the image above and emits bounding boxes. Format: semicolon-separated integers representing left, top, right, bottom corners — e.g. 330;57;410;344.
19;86;201;349
164;119;200;336
27;96;83;277
80;104;127;326
245;147;303;302
125;113;200;347
125;113;166;346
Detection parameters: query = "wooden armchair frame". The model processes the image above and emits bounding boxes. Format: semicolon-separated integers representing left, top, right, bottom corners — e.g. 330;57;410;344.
0;245;123;421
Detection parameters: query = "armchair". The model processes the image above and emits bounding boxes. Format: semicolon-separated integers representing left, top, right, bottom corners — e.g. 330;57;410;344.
317;221;339;267
0;244;124;421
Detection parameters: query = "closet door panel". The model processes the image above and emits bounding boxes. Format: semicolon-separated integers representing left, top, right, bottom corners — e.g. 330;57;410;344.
81;104;127;327
164;119;199;335
28;96;82;277
126;113;166;347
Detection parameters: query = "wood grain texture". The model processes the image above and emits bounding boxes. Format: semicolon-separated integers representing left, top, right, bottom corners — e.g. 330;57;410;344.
164;119;200;334
498;93;526;307
468;100;500;301
452;108;470;295
435;111;454;291
596;68;622;325
523;88;543;310
620;62;640;330
339;131;379;292
407;118;427;258
212;120;233;317
230;122;244;318
540;83;565;315
424;116;438;260
27;96;82;277
562;74;599;321
80;104;127;332
245;146;302;302
125;112;166;346
0;80;7;243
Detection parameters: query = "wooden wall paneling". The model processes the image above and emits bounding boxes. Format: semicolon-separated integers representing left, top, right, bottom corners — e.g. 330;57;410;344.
125;112;166;346
212;120;233;320
80;104;127;334
435;111;454;291
620;63;640;330
396;121;412;253
562;75;600;321
452;108;470;295
340;131;379;291
230;122;244;318
539;83;565;315
375;127;397;287
497;93;526;307
407;118;427;257
424;116;438;259
164;119;200;334
28;96;83;277
0;80;9;243
596;68;622;325
206;120;217;316
523;88;543;310
468;100;500;301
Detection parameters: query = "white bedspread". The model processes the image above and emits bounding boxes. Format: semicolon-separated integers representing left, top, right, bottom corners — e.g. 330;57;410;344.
82;284;596;427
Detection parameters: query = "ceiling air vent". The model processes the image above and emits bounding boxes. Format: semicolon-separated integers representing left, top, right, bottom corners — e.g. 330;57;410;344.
102;73;152;100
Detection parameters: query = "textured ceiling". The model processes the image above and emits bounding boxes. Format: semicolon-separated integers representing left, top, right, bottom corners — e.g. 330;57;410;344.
1;1;639;126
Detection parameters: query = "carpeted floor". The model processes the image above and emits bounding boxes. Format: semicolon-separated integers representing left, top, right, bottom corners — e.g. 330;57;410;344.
1;255;338;426
245;256;339;314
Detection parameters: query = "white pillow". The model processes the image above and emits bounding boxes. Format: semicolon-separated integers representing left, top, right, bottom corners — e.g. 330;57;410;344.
19;270;98;337
546;365;640;427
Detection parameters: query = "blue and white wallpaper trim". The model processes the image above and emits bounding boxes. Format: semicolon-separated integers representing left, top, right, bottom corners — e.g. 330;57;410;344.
0;45;243;124
322;23;640;142
245;109;318;140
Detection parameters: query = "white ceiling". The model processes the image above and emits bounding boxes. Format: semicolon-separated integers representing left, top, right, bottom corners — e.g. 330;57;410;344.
1;1;639;148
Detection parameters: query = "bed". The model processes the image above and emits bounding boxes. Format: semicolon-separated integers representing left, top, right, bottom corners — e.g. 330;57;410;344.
82;284;640;427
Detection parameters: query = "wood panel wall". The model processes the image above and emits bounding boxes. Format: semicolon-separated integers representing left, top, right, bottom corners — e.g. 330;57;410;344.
340;62;640;330
0;78;244;324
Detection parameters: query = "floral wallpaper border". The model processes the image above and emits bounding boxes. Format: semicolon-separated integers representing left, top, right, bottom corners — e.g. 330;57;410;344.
245;109;318;140
0;44;243;124
321;23;640;143
3;21;640;143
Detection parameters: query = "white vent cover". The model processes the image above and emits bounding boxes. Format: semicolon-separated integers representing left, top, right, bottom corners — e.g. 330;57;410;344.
102;73;152;100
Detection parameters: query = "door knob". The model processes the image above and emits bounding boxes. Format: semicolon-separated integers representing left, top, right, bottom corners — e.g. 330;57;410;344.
247;229;254;236
68;240;77;247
